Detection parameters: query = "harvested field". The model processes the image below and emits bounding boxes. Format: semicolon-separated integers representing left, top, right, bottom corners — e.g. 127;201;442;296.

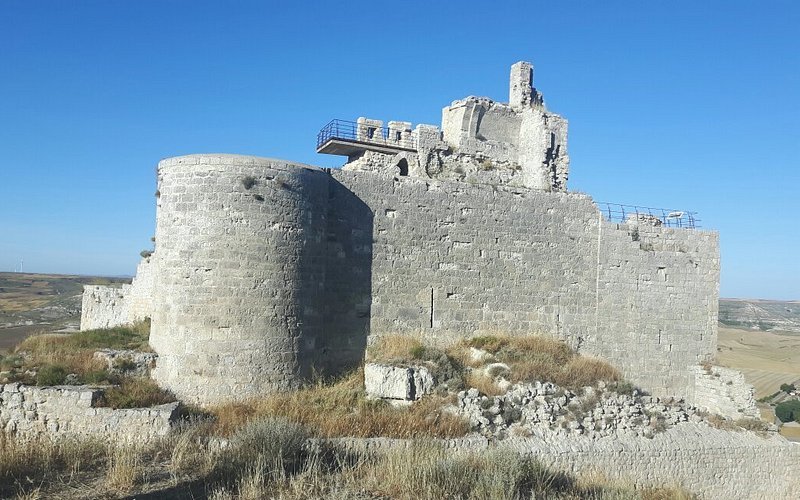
717;326;800;399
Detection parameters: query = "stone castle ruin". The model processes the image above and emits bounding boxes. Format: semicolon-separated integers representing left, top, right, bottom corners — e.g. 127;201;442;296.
82;62;722;409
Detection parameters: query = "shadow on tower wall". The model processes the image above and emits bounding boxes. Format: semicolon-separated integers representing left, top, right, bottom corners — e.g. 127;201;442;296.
314;173;373;375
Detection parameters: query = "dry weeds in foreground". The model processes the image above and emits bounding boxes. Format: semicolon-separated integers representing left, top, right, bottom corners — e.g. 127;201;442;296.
208;369;469;439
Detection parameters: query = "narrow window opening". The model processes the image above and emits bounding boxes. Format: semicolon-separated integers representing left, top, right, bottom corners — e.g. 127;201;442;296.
397;158;409;176
395;131;402;141
367;127;376;139
430;288;435;328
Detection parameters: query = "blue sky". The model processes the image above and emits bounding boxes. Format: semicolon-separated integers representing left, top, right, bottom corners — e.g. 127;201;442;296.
0;1;798;300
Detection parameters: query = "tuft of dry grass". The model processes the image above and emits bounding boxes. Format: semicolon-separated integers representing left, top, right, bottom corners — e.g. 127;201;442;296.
465;371;505;396
367;335;427;364
209;369;469;439
105;443;143;492
559;356;621;388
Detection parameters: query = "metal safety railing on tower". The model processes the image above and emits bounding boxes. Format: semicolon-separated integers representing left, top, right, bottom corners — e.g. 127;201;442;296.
597;202;700;229
316;119;416;151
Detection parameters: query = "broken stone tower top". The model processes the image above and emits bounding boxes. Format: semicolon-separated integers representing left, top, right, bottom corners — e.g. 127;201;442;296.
317;61;570;191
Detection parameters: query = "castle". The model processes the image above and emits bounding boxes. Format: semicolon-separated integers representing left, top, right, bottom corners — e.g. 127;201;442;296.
82;62;720;406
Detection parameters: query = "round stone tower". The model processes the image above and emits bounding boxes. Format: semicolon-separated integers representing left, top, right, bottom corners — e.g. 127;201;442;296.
149;154;330;405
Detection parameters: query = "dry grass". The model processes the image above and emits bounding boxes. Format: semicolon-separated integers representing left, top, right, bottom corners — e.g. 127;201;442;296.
465;371;506;396
1;419;697;499
2;321;152;386
455;334;621;391
97;377;176;409
367;334;427;364
209;369;469;439
0;433;107;498
702;413;772;435
105;443;144;492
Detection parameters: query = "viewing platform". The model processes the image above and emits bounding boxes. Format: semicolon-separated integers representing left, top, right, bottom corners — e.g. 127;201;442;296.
317;118;417;156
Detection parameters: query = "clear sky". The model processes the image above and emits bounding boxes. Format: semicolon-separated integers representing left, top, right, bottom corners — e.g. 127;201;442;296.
0;1;798;300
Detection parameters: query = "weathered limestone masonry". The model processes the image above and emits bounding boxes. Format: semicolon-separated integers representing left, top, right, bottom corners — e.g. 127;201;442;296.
326;424;800;499
82;62;721;409
690;364;759;419
148;156;331;404
0;383;180;441
80;256;154;330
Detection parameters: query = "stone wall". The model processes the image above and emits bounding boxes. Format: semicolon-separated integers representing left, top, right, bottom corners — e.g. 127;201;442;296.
92;154;719;405
689;364;759;419
326;424;800;499
79;257;154;331
80;284;130;330
329;168;719;398
127;256;155;322
0;383;180;441
149;155;330;405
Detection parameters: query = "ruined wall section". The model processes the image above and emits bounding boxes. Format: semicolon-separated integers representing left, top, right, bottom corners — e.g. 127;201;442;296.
331;170;600;349
0;383;179;441
79;257;154;331
127;256;155;322
80;285;130;330
149;155;330;405
592;222;719;395
690;365;759;419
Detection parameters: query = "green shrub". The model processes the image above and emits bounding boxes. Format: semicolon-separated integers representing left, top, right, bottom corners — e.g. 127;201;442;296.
36;364;68;385
775;400;800;423
780;383;796;393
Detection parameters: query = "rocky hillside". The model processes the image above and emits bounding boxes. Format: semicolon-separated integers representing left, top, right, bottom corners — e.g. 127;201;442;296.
719;298;800;333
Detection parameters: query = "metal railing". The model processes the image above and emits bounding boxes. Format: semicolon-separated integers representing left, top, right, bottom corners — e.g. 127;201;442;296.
316;119;416;151
597;202;700;229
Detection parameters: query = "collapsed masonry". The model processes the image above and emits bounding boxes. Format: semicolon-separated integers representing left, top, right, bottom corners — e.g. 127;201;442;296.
80;62;733;416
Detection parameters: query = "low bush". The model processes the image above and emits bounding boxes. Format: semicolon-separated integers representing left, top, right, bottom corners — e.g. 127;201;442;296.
35;364;68;385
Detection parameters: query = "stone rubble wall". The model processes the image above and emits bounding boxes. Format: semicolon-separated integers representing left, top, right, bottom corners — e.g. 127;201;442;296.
0;383;180;441
689;365;759;419
325;424;800;499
